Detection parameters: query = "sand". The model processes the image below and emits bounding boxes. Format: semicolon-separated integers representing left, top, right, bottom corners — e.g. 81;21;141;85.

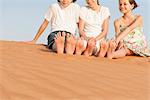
0;40;150;100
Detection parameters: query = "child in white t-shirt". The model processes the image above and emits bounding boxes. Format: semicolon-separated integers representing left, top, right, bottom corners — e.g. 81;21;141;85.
75;0;110;57
28;0;80;55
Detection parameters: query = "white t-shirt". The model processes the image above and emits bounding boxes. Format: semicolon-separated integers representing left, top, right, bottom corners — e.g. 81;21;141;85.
44;3;80;35
80;6;110;37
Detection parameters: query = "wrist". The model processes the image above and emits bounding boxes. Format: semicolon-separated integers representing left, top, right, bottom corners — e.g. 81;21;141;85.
115;39;119;44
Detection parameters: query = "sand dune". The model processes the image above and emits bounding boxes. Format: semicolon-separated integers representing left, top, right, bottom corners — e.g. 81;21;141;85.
0;40;150;100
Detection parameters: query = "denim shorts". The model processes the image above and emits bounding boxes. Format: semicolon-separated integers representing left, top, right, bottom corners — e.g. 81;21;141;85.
47;30;71;49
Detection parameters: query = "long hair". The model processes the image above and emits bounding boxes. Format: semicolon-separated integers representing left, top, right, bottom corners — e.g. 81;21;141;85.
57;0;77;2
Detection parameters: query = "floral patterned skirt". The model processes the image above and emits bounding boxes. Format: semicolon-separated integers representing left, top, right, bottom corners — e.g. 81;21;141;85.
123;28;150;57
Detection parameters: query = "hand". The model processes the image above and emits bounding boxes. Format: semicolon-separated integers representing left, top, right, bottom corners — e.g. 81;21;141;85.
88;37;96;41
109;39;118;49
118;41;124;49
83;36;90;41
88;37;96;46
25;40;36;44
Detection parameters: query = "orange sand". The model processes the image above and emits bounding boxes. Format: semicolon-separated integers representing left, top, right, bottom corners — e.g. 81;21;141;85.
0;40;150;100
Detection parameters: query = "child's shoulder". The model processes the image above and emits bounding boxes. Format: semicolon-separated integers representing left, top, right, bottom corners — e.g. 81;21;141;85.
80;6;89;12
135;14;142;20
134;14;142;17
95;6;109;13
114;17;122;24
100;6;110;14
71;3;80;7
72;3;80;9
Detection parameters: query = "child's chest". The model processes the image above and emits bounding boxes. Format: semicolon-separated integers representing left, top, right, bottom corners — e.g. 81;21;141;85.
85;11;103;25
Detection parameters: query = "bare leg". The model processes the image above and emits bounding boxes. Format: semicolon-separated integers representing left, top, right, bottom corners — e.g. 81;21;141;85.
107;40;117;59
54;32;65;54
65;33;76;55
110;48;127;59
107;40;128;59
98;40;109;57
83;38;96;57
75;37;86;55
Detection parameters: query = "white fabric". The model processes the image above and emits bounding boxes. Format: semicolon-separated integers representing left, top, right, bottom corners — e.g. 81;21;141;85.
80;6;110;37
83;38;105;55
44;3;80;35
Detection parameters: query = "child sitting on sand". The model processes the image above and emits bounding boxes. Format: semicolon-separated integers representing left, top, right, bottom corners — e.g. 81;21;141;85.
107;0;150;59
75;0;110;57
28;0;80;55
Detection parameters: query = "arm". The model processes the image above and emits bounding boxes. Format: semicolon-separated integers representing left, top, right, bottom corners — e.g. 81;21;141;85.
95;17;110;41
116;15;143;43
78;18;89;40
29;19;49;44
114;19;125;49
114;19;121;38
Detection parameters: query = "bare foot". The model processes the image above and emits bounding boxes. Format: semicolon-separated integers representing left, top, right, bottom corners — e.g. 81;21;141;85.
98;40;109;57
107;40;117;59
65;33;76;55
54;32;65;54
75;37;86;55
83;38;96;57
